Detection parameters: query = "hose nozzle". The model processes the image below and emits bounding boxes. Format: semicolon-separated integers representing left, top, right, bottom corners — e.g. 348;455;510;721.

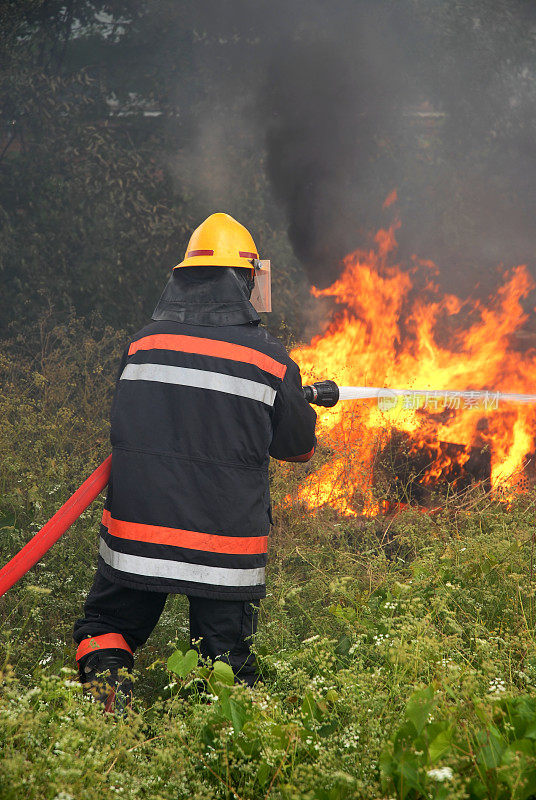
303;380;339;407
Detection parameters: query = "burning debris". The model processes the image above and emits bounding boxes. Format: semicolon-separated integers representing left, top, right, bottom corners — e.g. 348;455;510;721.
374;433;491;509
289;214;536;516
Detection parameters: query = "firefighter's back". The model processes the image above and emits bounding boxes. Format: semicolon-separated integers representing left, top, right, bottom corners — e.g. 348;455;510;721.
100;319;292;600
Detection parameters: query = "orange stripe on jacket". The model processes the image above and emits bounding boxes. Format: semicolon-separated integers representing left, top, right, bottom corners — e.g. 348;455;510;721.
128;334;287;379
102;510;268;555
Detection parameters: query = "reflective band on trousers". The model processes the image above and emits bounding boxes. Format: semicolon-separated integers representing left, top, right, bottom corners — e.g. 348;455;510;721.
120;363;276;406
76;633;132;663
99;538;266;587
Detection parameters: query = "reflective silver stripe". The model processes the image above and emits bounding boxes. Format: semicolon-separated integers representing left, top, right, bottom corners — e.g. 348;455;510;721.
99;538;265;587
121;362;276;406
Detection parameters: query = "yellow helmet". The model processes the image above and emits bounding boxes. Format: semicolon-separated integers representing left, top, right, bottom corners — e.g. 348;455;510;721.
174;213;258;271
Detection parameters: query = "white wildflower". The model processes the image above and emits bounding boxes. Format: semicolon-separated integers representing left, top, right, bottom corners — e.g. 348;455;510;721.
373;633;389;646
340;724;360;750
427;767;454;782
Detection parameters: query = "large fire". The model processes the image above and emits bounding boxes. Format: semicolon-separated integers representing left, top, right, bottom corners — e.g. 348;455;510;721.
290;211;536;516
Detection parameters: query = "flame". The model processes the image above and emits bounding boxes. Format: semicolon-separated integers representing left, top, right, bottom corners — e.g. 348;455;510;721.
290;218;536;515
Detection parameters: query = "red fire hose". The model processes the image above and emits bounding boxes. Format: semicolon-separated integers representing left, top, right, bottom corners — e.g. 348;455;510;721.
0;455;112;598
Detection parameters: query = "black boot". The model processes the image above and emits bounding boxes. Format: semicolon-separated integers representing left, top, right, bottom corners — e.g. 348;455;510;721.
78;649;134;715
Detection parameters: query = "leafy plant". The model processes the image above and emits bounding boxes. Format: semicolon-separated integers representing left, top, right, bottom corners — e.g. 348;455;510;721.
381;688;536;800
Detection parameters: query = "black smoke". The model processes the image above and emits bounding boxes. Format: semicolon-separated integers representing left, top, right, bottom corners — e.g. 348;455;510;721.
263;41;403;287
258;1;536;292
168;0;536;296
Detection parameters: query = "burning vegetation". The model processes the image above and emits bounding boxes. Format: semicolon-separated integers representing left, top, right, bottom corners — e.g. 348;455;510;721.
290;209;536;516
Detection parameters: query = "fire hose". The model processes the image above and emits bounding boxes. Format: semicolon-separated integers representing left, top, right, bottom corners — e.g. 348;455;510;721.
2;380;536;597
0;456;112;598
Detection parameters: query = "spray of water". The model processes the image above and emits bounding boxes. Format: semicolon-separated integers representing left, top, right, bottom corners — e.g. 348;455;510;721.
337;387;536;405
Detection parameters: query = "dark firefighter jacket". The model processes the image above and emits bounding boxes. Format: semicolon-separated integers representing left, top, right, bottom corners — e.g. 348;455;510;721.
97;268;317;600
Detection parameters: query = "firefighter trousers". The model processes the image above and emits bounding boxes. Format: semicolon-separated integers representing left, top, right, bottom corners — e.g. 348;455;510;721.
73;571;259;686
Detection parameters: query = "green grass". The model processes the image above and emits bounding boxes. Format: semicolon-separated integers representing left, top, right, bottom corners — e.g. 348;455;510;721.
2;321;536;799
3;485;536;799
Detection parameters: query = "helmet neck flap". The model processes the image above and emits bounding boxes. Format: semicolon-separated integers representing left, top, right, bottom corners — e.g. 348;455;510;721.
152;266;260;327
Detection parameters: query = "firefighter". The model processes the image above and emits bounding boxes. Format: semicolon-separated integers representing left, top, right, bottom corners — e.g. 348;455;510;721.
73;213;317;710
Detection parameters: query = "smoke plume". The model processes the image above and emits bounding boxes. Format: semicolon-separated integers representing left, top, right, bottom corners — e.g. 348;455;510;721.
170;0;536;297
